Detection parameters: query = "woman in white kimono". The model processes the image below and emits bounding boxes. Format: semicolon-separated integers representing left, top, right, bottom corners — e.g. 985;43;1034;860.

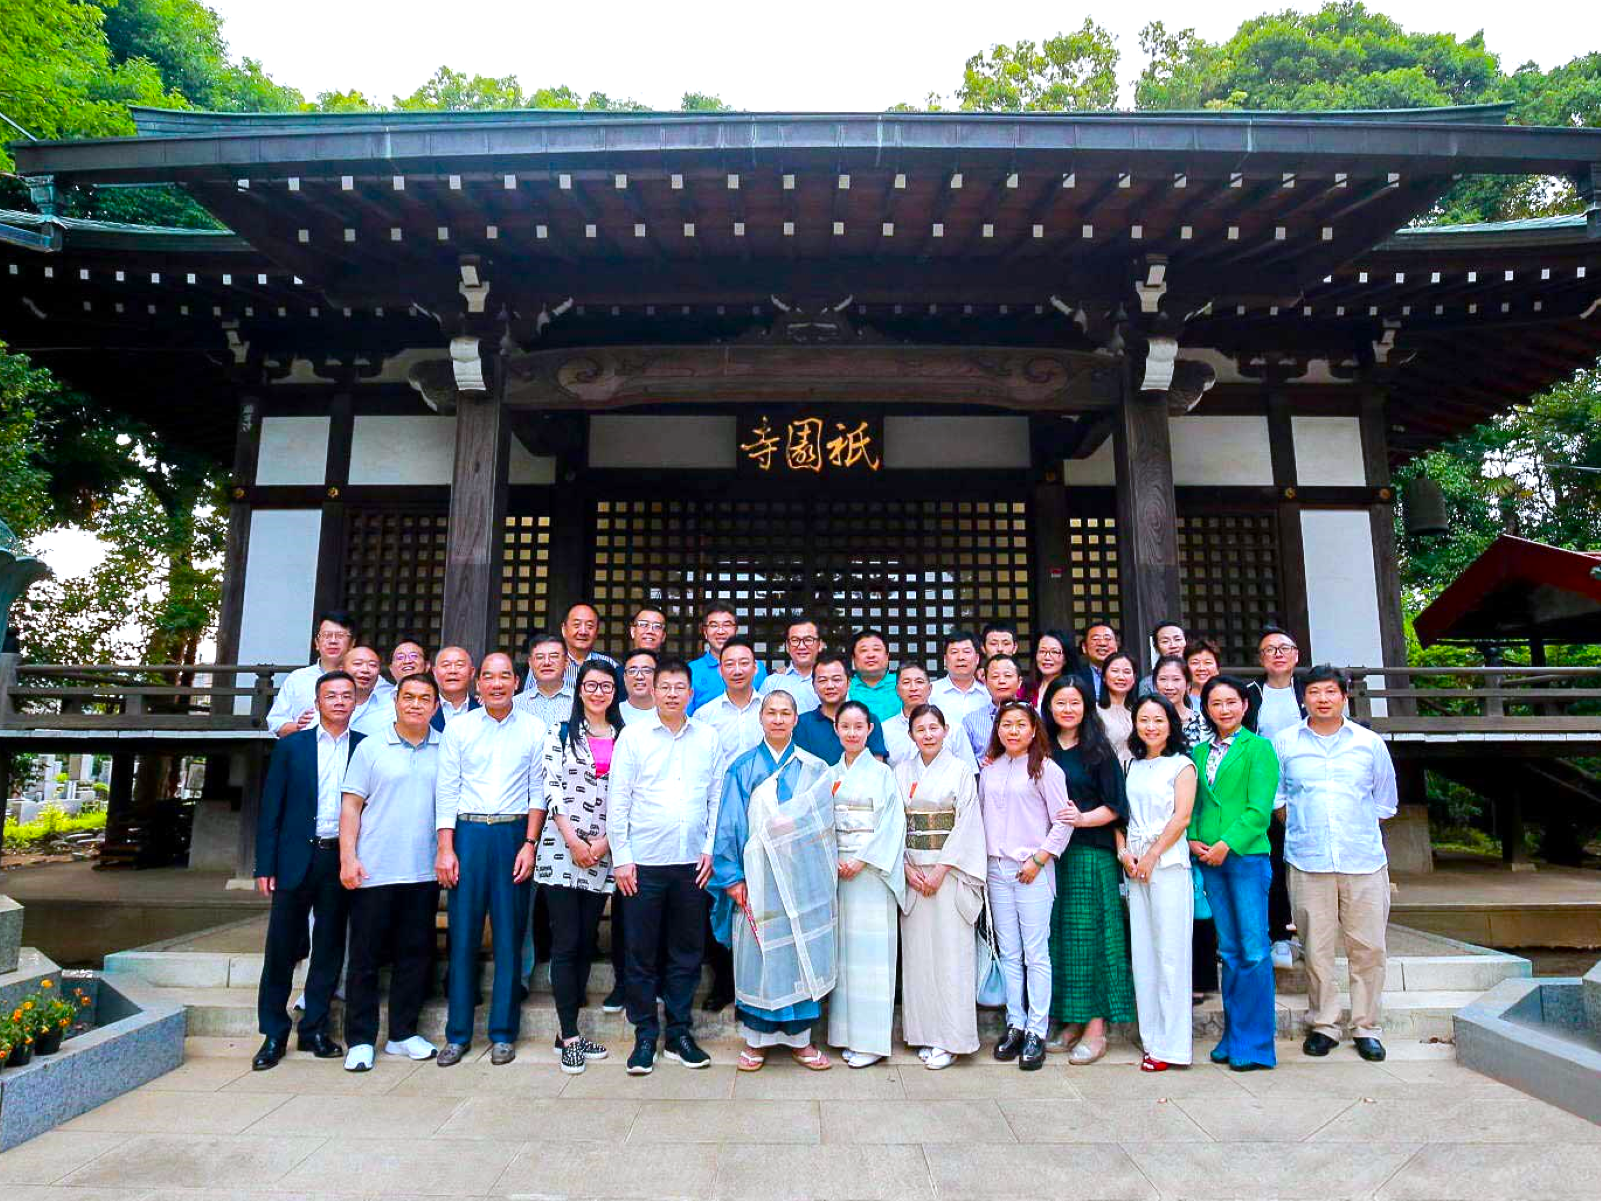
1118;693;1198;1071
828;700;907;1068
883;664;979;771
711;691;838;1072
895;703;986;1069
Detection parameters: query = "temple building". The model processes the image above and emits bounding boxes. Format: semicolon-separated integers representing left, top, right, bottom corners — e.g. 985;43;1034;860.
3;104;1600;873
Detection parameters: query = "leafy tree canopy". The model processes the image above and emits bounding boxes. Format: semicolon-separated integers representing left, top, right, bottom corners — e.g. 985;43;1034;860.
957;19;1119;112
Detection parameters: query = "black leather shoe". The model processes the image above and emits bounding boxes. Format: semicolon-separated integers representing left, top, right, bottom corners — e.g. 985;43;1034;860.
251;1036;286;1071
1353;1037;1387;1062
993;1027;1025;1062
1019;1032;1046;1072
1302;1032;1339;1057
701;991;734;1013
298;1032;344;1059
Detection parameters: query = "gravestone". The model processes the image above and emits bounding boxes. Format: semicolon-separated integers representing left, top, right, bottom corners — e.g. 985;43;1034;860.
0;896;22;974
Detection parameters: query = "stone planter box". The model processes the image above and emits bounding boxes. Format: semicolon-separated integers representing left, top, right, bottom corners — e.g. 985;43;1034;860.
0;962;184;1151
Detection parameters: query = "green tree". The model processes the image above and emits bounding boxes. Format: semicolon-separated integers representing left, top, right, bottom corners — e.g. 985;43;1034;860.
99;0;302;112
957;19;1120;111
394;66;529;111
680;91;732;112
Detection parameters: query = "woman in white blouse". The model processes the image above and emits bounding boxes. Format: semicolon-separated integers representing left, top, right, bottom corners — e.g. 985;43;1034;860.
1097;650;1139;768
1118;693;1198;1072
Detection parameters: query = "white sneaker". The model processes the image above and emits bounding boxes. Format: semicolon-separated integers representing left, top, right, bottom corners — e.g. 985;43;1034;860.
291;992;306;1012
1271;940;1294;970
917;1045;932;1062
925;1049;955;1071
344;1044;375;1072
384;1036;439;1061
843;1051;883;1069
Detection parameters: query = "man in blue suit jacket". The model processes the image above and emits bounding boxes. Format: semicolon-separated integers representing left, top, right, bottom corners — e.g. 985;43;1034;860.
252;670;364;1070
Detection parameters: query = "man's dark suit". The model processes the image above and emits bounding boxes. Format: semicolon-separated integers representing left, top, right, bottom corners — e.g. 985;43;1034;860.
255;725;364;1042
430;696;480;732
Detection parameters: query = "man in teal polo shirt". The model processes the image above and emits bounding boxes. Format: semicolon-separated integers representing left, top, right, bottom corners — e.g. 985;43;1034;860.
847;628;899;723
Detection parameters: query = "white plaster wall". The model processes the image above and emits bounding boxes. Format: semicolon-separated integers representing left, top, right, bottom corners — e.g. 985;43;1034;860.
1062;415;1273;487
589;416;737;469
1300;509;1388;714
348;414;554;485
235;509;321;710
255;416;329;485
1293;416;1367;487
883;416;1031;469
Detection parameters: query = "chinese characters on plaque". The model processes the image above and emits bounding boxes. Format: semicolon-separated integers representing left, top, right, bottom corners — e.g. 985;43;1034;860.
739;412;882;474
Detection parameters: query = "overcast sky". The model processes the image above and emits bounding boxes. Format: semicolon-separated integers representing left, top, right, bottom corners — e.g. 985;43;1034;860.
203;0;1595;111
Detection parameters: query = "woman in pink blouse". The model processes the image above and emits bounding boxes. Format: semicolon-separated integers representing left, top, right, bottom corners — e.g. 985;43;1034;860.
978;699;1073;1071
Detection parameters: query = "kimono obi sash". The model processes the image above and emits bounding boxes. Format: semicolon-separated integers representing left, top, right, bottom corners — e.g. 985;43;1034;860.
905;808;957;850
834;799;878;857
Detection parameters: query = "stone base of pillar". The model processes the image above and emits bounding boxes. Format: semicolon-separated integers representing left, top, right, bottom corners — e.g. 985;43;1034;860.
1384;803;1435;875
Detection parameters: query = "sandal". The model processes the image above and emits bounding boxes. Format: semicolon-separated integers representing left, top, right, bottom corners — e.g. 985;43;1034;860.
1140;1054;1170;1072
791;1045;832;1071
737;1048;766;1072
1068;1039;1107;1066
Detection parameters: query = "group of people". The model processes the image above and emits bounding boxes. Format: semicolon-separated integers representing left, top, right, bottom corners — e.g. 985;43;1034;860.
250;601;1398;1079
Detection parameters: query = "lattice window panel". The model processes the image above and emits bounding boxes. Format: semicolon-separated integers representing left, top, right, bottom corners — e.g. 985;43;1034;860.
499;514;551;651
590;498;1031;669
343;508;449;655
1065;515;1121;631
1177;511;1282;664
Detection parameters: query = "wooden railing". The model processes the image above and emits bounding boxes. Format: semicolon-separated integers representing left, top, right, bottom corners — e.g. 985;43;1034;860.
1345;666;1601;736
0;656;295;733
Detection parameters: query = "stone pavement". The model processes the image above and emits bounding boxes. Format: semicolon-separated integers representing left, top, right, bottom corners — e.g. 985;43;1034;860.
0;1035;1596;1200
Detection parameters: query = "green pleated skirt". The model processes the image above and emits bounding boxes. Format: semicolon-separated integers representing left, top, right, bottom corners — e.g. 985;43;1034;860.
1048;841;1137;1023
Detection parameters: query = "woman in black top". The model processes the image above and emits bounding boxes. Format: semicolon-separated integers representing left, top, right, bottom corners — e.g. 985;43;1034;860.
1040;676;1135;1064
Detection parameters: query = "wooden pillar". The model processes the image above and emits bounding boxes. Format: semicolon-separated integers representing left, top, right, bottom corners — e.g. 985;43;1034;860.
1112;371;1182;675
312;391;354;621
1359;390;1411;710
1029;475;1072;635
441;395;510;658
1265;390;1312;652
214;395;263;668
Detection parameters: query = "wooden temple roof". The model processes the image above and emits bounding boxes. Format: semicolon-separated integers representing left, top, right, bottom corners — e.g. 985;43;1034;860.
1414;534;1601;646
3;106;1600;462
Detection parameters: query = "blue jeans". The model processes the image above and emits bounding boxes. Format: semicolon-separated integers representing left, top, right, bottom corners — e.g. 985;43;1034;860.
446;819;532;1047
1199;853;1277;1068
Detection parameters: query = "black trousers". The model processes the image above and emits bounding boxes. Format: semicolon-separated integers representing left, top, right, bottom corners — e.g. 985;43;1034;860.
1192;915;1220;993
611;892;669;991
1268;819;1294;944
622;863;704;1043
547;885;609;1039
258;844;348;1041
344;880;440;1048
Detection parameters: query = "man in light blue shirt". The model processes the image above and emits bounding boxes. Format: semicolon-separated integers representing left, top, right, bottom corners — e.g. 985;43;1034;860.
761;616;823;714
689;605;767;713
1272;665;1398;1065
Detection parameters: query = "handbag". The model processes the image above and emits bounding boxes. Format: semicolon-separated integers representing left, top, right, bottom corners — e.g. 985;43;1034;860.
974;890;1007;1007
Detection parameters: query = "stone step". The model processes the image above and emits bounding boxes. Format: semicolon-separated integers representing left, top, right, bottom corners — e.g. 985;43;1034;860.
104;946;1526;998
156;982;1471;1045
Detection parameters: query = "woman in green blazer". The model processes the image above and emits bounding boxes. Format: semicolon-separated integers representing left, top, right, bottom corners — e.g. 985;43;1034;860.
1187;674;1280;1070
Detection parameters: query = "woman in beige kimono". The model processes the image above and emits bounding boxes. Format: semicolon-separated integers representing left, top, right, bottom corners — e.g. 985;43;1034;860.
895;703;987;1069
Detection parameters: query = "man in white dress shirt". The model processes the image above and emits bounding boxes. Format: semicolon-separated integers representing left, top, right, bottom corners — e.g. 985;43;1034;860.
431;646;478;731
345;646;396;738
609;658;722;1075
619;649;659;727
883;662;978;770
760;616;823;714
266;609;355;737
931;631;987;727
1272;665;1399;1065
433;652;547;1067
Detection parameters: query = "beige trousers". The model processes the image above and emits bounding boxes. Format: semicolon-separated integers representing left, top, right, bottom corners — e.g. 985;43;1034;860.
1288;864;1391;1040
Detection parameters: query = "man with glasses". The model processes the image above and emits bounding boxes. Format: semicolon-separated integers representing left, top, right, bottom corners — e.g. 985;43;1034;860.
1075;620;1120;702
268;610;357;738
619;648;659;727
1246;625;1307;970
688;606;768;714
628;608;669;653
515;631;576;729
761;616;823;714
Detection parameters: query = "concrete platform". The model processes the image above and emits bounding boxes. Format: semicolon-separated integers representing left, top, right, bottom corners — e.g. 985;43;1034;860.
1391;858;1601;949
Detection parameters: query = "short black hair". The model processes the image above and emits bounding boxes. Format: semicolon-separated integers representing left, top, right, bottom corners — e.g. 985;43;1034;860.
395;671;439;698
622;647;659;668
563;600;601;621
943;630;978;653
1199;674;1251;733
314;670;355;697
1258;624;1297;647
631;606;667;622
897;661;930;679
980;621;1018;640
982;652;1023;676
719;637;757;660
655;656;693;684
391;637;429;657
1183;637;1222;663
785;613;821;635
1302;664;1349;694
1151;618;1184;642
523;628;565;654
851;628;888;657
315;610;356;635
1152;653;1190;684
702;604;737;624
812;651;850;675
1079;618;1118;642
1129;694;1189;759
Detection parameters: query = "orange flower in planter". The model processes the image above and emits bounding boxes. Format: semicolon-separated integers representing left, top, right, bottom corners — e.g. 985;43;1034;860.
41;979;53;990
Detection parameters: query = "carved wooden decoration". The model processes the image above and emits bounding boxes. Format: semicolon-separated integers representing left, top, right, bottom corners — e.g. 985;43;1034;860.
501;345;1119;411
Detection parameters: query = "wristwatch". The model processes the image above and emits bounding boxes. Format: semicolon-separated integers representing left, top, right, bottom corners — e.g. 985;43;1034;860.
524;837;538;847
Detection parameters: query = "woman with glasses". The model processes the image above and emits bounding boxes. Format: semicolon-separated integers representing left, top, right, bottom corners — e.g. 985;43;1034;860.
1040;677;1133;1065
828;701;907;1068
537;661;624;1074
1182;640;1222;747
1188;674;1281;1072
1019;629;1070;705
979;700;1072;1071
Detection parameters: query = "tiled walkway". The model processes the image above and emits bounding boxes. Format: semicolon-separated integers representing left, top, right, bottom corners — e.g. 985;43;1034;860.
1;1035;1596;1200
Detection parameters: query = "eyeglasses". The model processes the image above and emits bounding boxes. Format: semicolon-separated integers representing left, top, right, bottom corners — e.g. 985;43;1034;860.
580;681;615;695
1261;644;1298;657
623;666;655;678
787;635;819;646
631;620;666;632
